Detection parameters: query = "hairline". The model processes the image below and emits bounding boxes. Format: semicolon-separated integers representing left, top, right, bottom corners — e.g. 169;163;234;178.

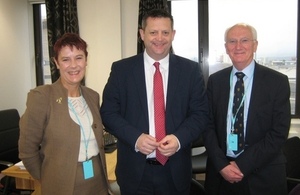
224;23;257;42
141;9;174;30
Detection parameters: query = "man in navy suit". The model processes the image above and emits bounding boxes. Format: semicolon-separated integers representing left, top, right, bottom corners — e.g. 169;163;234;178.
204;23;291;195
100;9;209;195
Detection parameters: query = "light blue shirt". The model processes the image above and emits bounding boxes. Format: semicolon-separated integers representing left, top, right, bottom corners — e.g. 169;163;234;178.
226;60;255;157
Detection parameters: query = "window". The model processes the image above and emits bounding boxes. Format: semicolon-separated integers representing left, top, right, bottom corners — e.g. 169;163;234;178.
41;4;51;85
171;0;298;116
209;0;297;114
171;0;198;62
33;3;51;86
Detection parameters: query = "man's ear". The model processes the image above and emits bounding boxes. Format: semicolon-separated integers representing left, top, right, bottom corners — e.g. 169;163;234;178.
139;29;145;41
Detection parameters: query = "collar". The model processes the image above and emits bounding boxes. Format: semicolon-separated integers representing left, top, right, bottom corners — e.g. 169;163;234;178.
143;50;169;71
232;60;255;79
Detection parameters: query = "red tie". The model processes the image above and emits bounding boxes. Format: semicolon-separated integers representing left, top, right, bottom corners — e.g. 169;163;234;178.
153;62;168;165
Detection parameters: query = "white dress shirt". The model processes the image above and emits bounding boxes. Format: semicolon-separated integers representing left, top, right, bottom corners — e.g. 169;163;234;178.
144;51;169;158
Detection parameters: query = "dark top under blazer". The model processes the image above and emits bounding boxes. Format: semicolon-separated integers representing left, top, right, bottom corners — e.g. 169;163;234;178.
100;53;209;192
204;62;291;195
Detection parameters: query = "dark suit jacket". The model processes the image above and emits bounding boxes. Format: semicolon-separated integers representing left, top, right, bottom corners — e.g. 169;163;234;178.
204;62;291;195
100;53;209;192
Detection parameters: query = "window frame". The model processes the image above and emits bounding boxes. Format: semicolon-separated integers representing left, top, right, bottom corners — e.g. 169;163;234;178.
33;4;44;86
169;0;299;117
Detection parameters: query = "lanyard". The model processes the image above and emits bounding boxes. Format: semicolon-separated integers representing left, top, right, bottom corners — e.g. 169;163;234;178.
229;71;253;133
68;97;92;161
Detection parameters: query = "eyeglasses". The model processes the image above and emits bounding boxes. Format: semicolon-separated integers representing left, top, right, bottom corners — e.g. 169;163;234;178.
226;38;256;46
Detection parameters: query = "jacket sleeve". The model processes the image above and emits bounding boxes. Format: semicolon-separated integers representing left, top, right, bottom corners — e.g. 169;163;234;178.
19;87;49;179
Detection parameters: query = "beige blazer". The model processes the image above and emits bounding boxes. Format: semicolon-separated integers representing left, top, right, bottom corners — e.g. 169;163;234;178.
19;79;109;194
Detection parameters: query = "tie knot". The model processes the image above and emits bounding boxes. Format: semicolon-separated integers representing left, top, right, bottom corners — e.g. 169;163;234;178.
235;72;245;79
154;62;160;69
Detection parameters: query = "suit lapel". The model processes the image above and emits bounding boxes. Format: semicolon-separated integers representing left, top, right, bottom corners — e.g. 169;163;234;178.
246;63;263;134
220;68;232;116
218;68;232;143
133;54;149;125
166;54;180;113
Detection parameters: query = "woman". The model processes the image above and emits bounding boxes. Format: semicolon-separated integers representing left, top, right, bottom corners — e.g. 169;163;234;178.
19;33;110;195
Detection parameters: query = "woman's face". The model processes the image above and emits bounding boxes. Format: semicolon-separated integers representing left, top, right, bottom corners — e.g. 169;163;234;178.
54;45;87;89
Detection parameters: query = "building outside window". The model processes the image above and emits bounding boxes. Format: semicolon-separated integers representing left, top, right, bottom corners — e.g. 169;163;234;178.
171;0;297;115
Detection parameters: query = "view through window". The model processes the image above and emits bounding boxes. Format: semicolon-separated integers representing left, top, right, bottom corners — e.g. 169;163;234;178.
171;0;198;62
209;0;297;114
41;4;51;84
171;0;297;114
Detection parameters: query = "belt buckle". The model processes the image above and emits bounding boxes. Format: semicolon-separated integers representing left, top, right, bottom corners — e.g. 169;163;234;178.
146;158;162;165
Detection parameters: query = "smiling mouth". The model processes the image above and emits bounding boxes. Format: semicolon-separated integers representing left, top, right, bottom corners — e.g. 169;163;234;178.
68;71;80;75
234;52;245;55
153;41;165;47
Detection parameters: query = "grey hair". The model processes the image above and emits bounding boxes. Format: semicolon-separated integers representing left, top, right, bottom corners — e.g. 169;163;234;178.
224;23;257;42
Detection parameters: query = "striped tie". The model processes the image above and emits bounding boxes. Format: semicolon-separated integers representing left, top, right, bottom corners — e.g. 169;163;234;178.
233;72;245;154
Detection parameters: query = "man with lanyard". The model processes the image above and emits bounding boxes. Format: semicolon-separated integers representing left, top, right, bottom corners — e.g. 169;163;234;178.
204;23;291;195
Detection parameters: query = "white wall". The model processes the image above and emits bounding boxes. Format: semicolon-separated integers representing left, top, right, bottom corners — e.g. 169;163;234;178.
78;0;122;98
78;0;139;96
120;0;139;58
0;0;139;115
0;0;35;115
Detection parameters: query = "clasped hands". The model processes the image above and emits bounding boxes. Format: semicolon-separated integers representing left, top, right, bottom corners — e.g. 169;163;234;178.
136;133;179;157
220;161;244;183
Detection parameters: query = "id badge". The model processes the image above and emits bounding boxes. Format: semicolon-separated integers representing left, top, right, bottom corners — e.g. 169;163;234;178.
83;160;94;179
228;134;238;151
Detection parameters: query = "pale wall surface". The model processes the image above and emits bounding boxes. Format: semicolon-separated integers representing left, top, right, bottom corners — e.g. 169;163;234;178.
0;0;139;114
0;0;34;115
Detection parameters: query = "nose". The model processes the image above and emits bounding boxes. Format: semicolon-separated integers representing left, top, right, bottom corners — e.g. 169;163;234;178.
156;32;163;41
70;58;77;67
235;41;242;49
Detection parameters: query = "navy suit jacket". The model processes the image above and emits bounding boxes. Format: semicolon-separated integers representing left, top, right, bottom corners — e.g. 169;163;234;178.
101;53;209;192
204;62;291;195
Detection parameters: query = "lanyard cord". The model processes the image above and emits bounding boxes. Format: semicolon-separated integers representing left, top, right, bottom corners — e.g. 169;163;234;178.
229;71;253;133
68;97;92;161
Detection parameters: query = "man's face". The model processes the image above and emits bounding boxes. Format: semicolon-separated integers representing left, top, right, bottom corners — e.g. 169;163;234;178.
225;26;258;70
139;17;176;61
